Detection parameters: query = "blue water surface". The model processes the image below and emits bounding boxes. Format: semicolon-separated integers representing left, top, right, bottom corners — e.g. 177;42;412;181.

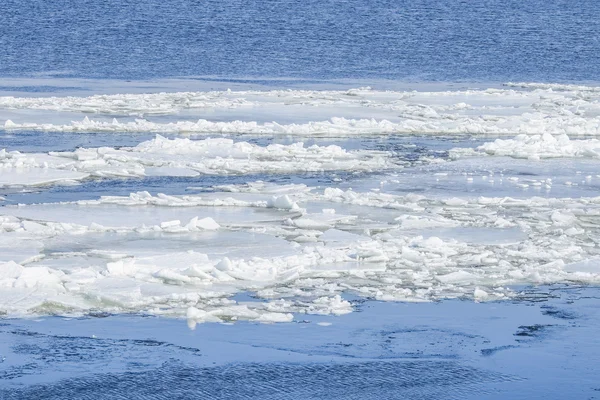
1;0;599;82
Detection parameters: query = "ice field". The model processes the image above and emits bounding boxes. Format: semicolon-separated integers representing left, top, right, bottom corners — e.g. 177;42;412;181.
2;81;600;326
2;0;600;396
3;82;600;136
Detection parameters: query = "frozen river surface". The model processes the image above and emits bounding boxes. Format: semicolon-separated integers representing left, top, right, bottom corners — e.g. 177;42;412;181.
2;0;600;395
2;82;600;320
1;80;600;398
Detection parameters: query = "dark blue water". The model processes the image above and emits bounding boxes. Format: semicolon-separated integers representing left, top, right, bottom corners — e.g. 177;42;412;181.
0;360;513;400
1;0;599;82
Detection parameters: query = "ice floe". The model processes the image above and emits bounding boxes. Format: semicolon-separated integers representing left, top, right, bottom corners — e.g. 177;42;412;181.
2;84;600;136
3;82;600;323
4;114;600;136
1;184;600;321
0;90;254;116
475;134;600;160
0;135;392;187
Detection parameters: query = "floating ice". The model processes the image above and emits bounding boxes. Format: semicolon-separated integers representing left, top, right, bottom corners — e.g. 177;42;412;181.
0;91;254;115
563;258;600;274
504;82;600;92
3;83;600;322
0;135;391;187
4;114;600;136
267;195;300;210
474;133;600;160
1;183;600;320
2;84;600;136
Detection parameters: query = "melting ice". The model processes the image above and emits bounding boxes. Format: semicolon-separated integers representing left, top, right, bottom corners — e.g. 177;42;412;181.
1;82;600;324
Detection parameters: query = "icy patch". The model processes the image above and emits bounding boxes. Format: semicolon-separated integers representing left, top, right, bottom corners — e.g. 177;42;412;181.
563;258;600;274
213;181;312;195
0;90;254;116
5;114;600;136
3;85;600;136
504;82;600;92
267;195;300;210
474;134;600;160
0;135;391;187
4;84;600;322
2;195;295;229
0;168;88;187
2;185;600;320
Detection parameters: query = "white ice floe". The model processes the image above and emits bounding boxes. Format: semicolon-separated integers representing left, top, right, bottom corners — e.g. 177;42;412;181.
212;181;312;195
472;133;600;160
2;184;600;321
0;91;254;116
0;135;391;187
4;114;600;136
0;168;89;188
3;84;600;135
504;82;600;92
